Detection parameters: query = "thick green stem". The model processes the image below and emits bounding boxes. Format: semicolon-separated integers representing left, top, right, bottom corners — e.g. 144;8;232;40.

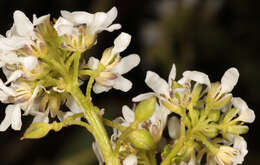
69;86;120;165
161;135;187;165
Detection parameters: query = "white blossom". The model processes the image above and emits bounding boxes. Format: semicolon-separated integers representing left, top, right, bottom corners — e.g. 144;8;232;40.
55;7;121;36
231;97;255;123
0;104;22;131
87;32;140;93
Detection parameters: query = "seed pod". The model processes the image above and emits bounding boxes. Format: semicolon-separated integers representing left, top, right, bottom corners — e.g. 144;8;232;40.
128;129;156;150
134;97;156;123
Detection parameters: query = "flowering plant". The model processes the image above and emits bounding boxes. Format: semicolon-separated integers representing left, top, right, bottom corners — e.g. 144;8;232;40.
0;7;255;165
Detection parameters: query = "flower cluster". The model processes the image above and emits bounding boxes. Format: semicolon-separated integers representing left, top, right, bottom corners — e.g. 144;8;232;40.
104;64;254;165
0;7;255;165
0;8;139;133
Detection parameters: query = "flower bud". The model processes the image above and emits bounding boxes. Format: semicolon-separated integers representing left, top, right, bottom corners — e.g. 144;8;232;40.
227;125;248;135
202;126;218;138
128;129;156;150
208;110;221;122
206;82;221;103
222;108;238;123
191;83;202;103
134;97;156;123
212;94;232;109
21;122;51;140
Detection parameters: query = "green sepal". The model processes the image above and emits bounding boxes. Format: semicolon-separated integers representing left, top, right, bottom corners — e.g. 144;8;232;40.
21;122;52;140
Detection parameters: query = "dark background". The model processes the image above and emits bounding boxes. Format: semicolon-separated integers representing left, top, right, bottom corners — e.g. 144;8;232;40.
0;0;259;164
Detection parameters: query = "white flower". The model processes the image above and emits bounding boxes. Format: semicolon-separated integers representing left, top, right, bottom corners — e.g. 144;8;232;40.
232;136;248;164
133;63;176;102
56;7;121;36
214;146;239;165
231;97;255;123
87;32;140;93
179;70;211;87
123;154;138;165
0;104;22;131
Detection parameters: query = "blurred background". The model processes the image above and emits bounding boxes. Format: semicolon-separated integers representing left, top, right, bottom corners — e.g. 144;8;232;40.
0;0;259;164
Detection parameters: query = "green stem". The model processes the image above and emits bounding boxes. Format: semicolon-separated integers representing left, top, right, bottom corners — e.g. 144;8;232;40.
161;136;187;165
148;151;157;165
69;86;120;165
103;118;126;132
73;51;81;85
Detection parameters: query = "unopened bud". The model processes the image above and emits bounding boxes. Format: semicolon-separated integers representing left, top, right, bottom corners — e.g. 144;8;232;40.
212;94;232;109
134;97;156;123
208;110;220;122
191;83;202;103
227;125;248;135
128;129;156;150
202;126;218;138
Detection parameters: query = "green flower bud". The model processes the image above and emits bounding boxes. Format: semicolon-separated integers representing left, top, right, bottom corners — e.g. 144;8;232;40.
206;82;221;103
222;108;238;123
21;122;51;140
134;97;156;123
202;126;218;138
208;110;221;122
191;83;202;103
128;129;156;150
212;94;232;109
227;125;249;135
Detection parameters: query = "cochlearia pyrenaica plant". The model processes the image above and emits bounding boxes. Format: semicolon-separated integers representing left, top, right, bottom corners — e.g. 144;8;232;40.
0;7;255;165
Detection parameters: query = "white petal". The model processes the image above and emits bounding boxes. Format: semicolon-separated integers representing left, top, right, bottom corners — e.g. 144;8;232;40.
102;7;118;28
66;96;83;113
112;76;132;92
0;106;12;131
92;142;104;165
93;83;111;94
33;14;50;26
168;63;176;87
111;54;140;75
0;79;16;96
19;56;38;71
54;17;75;36
87;57;100;70
33;112;49;123
132;92;155;102
13;10;33;37
168;116;181;139
0;36;29;50
145;71;169;96
233;136;248;164
232;97;255;123
61;10;93;25
111;32;131;55
183;71;211;87
123;155;138;165
105;24;121;32
5;70;23;84
89;12;107;34
221;68;239;93
10;105;22;130
122;105;135;123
